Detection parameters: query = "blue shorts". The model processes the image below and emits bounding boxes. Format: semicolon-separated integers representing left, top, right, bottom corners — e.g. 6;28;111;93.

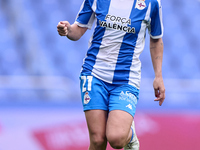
79;75;139;117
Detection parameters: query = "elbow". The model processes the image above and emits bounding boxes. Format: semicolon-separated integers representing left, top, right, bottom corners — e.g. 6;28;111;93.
66;35;81;41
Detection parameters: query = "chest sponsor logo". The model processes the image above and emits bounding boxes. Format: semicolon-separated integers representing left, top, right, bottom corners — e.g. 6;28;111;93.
135;0;146;10
99;14;135;34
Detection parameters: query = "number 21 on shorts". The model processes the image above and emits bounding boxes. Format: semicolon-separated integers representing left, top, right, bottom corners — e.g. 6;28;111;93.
81;76;93;92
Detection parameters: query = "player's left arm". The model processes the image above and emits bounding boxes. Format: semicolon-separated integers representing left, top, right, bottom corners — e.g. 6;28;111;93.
150;37;165;106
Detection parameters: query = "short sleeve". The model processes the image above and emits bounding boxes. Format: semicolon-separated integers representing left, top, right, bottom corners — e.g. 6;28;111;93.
148;0;163;39
75;0;95;30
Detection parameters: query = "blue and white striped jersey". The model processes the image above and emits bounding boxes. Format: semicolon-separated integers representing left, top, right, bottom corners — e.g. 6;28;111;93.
75;0;163;89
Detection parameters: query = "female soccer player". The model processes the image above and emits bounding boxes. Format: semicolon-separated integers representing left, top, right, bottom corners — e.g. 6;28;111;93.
57;0;165;149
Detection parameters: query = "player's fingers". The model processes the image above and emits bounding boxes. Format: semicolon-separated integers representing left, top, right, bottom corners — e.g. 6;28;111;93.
154;95;163;106
60;21;70;25
159;90;165;106
57;29;68;36
58;21;71;28
159;95;165;106
57;24;66;29
57;27;68;32
159;98;164;106
154;89;159;97
57;27;68;33
57;21;71;36
58;33;67;36
57;21;69;29
59;21;66;24
57;21;65;26
154;90;160;102
154;90;162;100
63;27;68;31
154;97;160;101
160;89;165;99
58;32;68;36
57;28;63;33
155;89;165;106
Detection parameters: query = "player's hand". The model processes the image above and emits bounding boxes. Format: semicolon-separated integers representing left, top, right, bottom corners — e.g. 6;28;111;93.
153;77;165;106
57;21;71;36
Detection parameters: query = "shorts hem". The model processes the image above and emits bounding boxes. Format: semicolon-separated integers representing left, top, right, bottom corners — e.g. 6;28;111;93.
109;108;136;118
83;106;108;111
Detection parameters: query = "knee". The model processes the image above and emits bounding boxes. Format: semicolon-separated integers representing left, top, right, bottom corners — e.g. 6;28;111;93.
107;132;127;149
90;133;107;147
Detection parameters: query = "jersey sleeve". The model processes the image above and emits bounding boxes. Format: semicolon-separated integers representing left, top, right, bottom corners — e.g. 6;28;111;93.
75;0;95;30
148;0;163;39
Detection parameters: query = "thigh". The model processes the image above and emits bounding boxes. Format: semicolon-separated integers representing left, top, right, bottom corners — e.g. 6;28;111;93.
85;110;108;142
106;110;133;143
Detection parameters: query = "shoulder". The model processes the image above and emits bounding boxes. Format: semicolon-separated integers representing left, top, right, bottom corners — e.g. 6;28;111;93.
149;0;162;13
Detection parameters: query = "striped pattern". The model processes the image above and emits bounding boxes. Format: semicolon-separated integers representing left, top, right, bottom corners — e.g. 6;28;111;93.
75;0;163;89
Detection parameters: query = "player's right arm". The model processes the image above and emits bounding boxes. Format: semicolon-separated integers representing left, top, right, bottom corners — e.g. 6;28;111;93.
57;21;87;41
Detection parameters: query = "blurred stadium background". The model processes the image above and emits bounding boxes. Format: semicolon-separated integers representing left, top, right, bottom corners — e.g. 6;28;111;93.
0;0;200;150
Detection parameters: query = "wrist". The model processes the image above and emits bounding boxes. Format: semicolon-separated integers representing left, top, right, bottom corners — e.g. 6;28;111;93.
155;73;163;78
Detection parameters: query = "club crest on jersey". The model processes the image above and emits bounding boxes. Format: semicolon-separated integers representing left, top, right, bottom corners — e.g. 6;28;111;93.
84;92;91;104
135;0;146;10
